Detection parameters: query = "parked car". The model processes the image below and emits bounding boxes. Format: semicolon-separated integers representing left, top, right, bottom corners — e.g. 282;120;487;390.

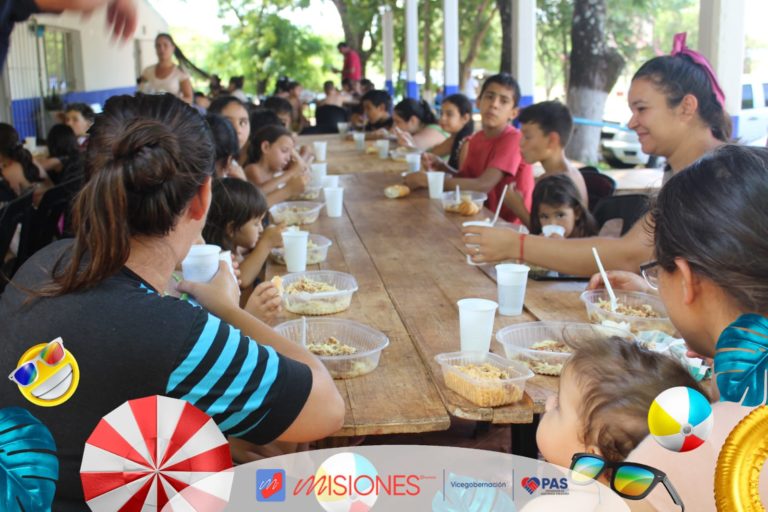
738;76;768;145
600;124;661;168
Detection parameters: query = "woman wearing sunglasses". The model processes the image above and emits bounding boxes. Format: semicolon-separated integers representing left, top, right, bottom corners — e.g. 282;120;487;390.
590;145;768;511
0;94;344;510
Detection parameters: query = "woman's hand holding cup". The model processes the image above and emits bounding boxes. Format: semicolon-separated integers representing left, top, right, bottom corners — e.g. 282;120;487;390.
177;261;242;317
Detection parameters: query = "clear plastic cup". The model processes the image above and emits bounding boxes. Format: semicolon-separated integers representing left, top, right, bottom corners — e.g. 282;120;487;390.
313;141;328;162
462;220;493;266
353;132;366;151
457;298;498;352
218;250;238;285
310;163;327;187
181;244;221;282
375;139;390;159
405;152;421;173
24;136;37;150
495;263;530;316
337;122;349;136
322;175;340;188
282;230;309;272
542;224;566;237
426;171;445;199
324;187;344;217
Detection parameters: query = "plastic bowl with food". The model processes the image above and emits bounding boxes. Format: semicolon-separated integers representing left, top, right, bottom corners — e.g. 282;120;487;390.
274;318;389;379
269;201;324;226
496;321;635;376
580;290;675;335
280;270;358;315
441;191;487;213
270;234;333;266
296;185;322;201
434;351;533;407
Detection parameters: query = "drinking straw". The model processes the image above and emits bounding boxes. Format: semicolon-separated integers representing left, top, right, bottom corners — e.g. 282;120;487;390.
491;184;509;226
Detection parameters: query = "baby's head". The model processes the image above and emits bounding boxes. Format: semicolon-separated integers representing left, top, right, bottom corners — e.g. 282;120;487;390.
537;338;707;469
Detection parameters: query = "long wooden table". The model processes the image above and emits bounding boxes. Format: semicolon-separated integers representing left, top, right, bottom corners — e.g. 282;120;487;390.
266;170;596;440
297;133;408;174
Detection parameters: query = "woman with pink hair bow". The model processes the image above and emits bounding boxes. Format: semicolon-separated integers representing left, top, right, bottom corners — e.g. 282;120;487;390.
462;32;730;277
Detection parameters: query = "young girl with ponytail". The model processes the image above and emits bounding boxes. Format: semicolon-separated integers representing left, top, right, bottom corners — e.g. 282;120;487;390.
393;98;449;150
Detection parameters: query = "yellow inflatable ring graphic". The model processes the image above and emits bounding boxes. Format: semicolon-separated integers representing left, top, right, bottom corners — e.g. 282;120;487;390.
715;405;768;511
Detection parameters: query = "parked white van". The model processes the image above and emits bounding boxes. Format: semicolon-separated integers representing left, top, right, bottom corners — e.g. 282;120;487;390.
739;77;768;145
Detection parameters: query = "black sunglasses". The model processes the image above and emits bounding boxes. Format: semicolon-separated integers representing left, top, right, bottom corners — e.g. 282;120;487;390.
570;453;684;511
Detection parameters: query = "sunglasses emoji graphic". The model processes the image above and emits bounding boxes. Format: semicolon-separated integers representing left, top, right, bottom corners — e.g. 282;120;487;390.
9;338;80;407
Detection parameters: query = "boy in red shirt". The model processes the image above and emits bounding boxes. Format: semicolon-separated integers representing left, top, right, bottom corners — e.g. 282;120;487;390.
408;73;533;224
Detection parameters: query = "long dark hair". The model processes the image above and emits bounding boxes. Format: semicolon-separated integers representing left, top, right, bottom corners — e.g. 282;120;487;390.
46;124;79;161
247;125;292;165
203;178;268;252
39;93;214;296
633;55;731;142
530;175;596;238
652;145;768;312
0;123;42;184
205;114;239;171
441;93;474;169
394;98;438;126
156;33;210;79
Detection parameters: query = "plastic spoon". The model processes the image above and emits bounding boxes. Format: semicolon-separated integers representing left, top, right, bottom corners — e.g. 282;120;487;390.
592;247;618;312
301;316;307;347
455;185;460;202
491;184;509;226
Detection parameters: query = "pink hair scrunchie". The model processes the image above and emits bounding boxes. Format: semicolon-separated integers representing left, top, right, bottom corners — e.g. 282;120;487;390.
670;32;726;109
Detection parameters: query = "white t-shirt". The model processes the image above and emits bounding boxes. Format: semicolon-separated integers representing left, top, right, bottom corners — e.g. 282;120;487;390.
140;64;190;97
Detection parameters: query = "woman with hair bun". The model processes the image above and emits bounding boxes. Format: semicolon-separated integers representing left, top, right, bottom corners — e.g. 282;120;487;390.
0;93;344;509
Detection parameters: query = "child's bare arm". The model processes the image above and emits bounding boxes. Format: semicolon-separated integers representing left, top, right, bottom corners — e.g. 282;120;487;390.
444;167;504;193
502;189;531;228
238;225;283;287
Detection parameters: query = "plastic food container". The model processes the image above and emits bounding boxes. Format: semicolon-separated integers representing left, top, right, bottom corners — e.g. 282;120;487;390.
269;201;324;226
496;321;635;376
434;352;533;407
274;318;389;379
441;191;487;213
280;270;358;315
271;234;333;266
580;290;676;335
296;186;322;201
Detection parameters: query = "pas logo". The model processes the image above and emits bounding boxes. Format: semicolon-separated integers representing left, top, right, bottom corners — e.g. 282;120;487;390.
257;469;286;502
521;477;540;495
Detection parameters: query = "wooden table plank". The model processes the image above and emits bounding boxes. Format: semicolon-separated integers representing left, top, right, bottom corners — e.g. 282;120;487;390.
297;134;408;175
266;186;451;437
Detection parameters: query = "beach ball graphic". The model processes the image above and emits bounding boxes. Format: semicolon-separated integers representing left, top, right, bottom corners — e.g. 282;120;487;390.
648;386;713;452
314;453;379;512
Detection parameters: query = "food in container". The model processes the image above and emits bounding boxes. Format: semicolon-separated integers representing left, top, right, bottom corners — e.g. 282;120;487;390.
270;234;332;265
435;352;533;407
269;201;323;226
280;271;358;315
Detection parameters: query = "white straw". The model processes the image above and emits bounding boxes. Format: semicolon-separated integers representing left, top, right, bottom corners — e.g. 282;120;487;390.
455;184;460;202
592;247;618;312
301;316;307;346
491;184;509;226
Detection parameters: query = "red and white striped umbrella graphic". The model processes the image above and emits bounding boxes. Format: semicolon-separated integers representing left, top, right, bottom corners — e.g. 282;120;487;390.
80;395;233;511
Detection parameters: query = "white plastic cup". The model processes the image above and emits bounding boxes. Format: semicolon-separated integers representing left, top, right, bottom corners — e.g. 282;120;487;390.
324;187;344;218
182;244;221;282
375;139;390;159
353;132;366;151
218;250;238;284
463;220;493;266
337;122;349;135
282;230;309;272
24;136;36;150
310;163;327;187
313;141;328;162
457;298;498;352
405;152;421;173
542;224;566;238
322;175;340;188
426;171;445;200
495;264;530;316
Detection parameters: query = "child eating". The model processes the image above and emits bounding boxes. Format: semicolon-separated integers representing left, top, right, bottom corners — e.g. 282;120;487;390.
530;175;596;239
244;125;309;206
407;73;533;224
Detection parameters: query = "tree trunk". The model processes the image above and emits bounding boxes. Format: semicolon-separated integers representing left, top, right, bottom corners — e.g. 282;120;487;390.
497;0;512;74
565;0;624;164
460;0;496;90
423;0;432;92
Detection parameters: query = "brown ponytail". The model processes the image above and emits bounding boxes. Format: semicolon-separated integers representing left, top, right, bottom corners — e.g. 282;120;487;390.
38;93;214;296
0;123;42;183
